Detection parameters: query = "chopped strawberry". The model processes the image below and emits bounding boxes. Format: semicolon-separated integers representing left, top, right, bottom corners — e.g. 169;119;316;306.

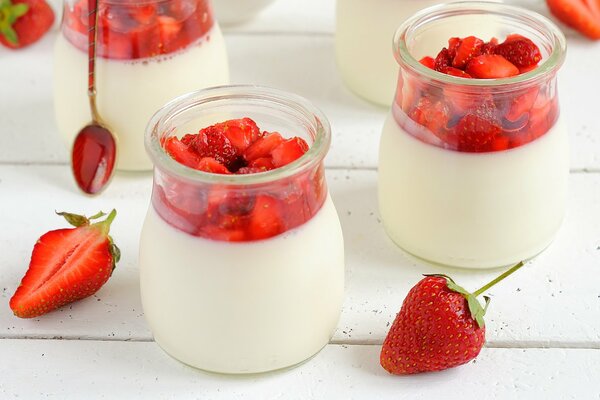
0;0;54;49
434;48;452;71
244;132;284;162
271;137;309;168
495;37;542;68
247;196;284;240
10;211;119;318
480;37;498;55
454;109;502;152
419;56;435;69
447;37;462;59
193;126;238;167
452;36;484;69
215;118;261;154
439;66;472;78
165;137;201;169
547;0;600;40
410;97;451;136
249;157;275;171
505;88;540;122
237;167;265;174
197;157;231;174
466;54;520;78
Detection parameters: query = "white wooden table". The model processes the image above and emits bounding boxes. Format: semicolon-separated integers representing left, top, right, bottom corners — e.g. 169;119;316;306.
1;1;599;398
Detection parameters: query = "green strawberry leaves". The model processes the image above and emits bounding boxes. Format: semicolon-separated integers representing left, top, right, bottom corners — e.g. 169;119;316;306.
0;0;29;45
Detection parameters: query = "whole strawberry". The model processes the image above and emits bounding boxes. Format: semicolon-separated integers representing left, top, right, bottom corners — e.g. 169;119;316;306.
0;0;55;49
10;210;119;318
380;262;524;375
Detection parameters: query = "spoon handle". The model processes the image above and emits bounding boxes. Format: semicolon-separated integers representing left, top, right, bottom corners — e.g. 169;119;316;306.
87;0;100;121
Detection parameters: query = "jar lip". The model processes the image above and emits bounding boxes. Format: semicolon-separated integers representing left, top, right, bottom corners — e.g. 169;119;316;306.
393;1;567;89
145;85;331;185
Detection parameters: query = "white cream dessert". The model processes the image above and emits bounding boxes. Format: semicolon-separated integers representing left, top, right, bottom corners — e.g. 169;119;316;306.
53;0;229;170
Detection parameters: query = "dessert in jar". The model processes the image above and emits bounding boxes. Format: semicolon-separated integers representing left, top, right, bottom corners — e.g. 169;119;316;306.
212;0;276;26
378;2;568;269
54;0;229;171
139;86;345;374
335;0;499;106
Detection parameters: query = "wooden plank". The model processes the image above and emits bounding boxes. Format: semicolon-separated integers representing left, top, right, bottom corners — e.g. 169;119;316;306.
1;33;599;170
0;166;599;347
0;339;598;399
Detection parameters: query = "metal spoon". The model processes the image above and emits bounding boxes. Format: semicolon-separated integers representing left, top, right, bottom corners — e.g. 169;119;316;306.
71;0;117;195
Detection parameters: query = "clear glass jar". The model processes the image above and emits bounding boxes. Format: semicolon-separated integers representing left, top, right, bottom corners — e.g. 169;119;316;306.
53;0;229;171
335;0;499;106
378;2;568;269
139;86;345;374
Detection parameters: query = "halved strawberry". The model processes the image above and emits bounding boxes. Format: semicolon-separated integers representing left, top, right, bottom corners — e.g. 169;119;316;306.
452;36;484;69
10;211;119;318
270;137;309;168
495;36;542;68
466;54;520;78
0;0;54;49
243;132;284;162
547;0;600;40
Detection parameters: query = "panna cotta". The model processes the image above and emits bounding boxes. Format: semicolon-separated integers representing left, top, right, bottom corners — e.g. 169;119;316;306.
53;0;229;171
139;86;345;373
335;0;499;106
378;3;568;269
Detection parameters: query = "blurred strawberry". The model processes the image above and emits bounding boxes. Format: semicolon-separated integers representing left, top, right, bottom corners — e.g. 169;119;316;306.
0;0;54;49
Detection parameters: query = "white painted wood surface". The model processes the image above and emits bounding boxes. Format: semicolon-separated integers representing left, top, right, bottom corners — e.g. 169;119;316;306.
0;0;599;398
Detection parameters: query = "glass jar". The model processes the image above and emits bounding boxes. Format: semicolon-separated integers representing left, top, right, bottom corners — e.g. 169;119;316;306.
335;0;499;106
53;0;229;171
378;2;568;269
139;86;345;374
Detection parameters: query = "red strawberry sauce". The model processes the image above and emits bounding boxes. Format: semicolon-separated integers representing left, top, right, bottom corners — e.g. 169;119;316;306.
62;0;214;60
152;118;327;242
396;34;559;153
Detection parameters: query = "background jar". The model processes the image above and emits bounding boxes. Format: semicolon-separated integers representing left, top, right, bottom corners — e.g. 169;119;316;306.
378;2;568;269
53;0;229;171
139;86;345;374
335;0;499;107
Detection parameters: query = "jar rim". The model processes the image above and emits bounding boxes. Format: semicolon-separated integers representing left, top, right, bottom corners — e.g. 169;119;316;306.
145;85;331;185
393;1;567;89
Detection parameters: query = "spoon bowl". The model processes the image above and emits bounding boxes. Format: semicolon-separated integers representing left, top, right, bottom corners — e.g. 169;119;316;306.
72;122;117;195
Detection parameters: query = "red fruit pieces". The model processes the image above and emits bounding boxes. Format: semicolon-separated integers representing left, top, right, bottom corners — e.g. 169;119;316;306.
271;137;309;168
480;37;498;55
194;126;238;166
244;132;284;162
165;137;201;169
197;157;231;174
410;97;451;135
439;66;472;78
215;118;261;154
10;211;119;318
466;54;520;78
434;47;452;71
455;113;502;152
495;37;542;68
419;56;435;69
0;0;55;49
547;0;600;40
380;276;485;375
247;196;284;240
452;36;484;68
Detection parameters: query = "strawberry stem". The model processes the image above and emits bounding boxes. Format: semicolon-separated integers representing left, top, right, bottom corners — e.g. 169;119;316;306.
93;209;117;236
473;262;524;297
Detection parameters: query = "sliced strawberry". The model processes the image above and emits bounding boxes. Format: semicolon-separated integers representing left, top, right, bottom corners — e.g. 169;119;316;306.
243;132;284;162
247;196;284;240
10;211;119;318
452;36;484;69
165;137;201;169
439;66;473;78
214;118;261;154
466;54;520;78
495;37;542;68
270;137;309;168
547;0;600;39
419;56;435;69
0;0;54;49
193;126;238;167
434;48;452;71
197;157;231;174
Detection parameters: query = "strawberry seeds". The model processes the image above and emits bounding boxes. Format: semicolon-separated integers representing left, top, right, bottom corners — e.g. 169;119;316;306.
397;34;558;153
154;118;326;242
